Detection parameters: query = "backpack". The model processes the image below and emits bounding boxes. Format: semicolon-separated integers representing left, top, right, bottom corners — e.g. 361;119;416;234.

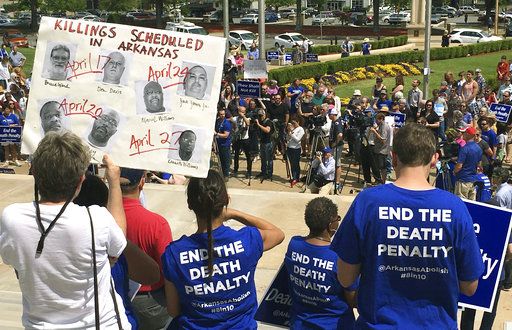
269;119;280;143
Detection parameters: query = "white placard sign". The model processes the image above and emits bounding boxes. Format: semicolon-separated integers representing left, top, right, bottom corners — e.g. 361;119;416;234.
22;17;226;178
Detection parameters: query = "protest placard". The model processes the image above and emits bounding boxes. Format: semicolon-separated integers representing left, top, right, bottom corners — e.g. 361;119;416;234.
489;103;512;123
266;51;279;61
243;60;268;79
0;126;22;143
389;112;406;128
21;17;226;178
237;80;260;99
254;263;290;328
305;53;319;62
459;200;512;312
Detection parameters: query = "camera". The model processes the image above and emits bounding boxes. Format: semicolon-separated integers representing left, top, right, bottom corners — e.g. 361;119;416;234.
437;141;460;159
349;112;373;130
307;114;327;131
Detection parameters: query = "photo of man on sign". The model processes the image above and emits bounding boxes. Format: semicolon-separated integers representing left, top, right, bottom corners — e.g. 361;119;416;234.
177;62;215;101
41;43;75;81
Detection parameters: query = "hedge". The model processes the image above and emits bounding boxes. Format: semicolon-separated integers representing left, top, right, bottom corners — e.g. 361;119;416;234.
309;35;408;55
269;39;512;85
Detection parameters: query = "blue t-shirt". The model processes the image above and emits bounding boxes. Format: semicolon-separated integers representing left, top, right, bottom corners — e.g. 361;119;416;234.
0;113;19;126
287;85;305;114
456;141;482;182
481;129;497;148
215;118;232;148
161;225;263;330
474;173;492;203
285;236;355;330
376;99;393;111
331;184;484;330
361;43;371;55
111;255;138;329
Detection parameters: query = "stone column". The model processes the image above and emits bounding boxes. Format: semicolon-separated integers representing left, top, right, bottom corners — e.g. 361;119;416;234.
418;0;425;24
411;0;418;25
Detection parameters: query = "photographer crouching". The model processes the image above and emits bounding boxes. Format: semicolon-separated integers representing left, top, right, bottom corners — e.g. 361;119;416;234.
307;146;335;195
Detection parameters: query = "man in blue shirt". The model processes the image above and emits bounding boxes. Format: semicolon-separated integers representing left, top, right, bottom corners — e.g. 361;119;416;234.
286;79;304;118
454;126;483;200
215;109;232;180
374;90;393;111
479;119;497;158
332;123;483;329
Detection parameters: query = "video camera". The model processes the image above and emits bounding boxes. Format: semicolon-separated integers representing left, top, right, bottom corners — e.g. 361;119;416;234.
348;112;373;131
437;141;460;160
307;114;327;133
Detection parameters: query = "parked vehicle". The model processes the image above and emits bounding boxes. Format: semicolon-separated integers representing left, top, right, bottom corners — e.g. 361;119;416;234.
0;19;18;28
265;11;279;22
202;10;223;22
81;15;103;22
302;8;319;18
458;6;479;14
278;9;295;19
441;5;458;16
240;13;258;24
228;30;257;50
349;11;372;25
2;29;28;47
388;13;411;24
312;12;336;25
431;14;445;24
432;7;455;18
165;21;208;35
274;32;313;48
450;28;502;44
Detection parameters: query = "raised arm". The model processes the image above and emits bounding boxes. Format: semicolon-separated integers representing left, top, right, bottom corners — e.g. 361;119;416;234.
103;154;127;236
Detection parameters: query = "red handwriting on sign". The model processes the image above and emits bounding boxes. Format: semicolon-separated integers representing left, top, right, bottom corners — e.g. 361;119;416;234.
147;63;189;89
59;98;103;118
129;129;183;156
66;53;112;80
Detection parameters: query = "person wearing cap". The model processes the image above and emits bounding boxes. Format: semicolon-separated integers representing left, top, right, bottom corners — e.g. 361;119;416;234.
475;68;486;92
328;108;344;190
373;89;392;112
347;89;362;110
361;38;371;55
121;167;173;329
307;146;335;195
453;126;483;200
369;112;392;184
407;79;423;122
497;55;510;82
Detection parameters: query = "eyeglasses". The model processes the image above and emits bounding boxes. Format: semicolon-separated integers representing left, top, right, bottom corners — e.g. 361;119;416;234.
481;123;488;126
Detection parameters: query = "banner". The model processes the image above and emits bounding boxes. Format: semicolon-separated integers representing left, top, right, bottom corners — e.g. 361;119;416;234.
389;112;406;128
285;54;292;62
266;51;279;61
243;60;267;79
459;200;512;312
236;80;260;99
489;103;512;123
0;168;16;174
0;126;22;143
305;53;319;62
21;17;226;178
254;263;291;328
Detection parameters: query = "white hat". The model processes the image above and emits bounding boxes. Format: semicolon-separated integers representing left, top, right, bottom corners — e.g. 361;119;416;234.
363;38;370;42
353;89;362;96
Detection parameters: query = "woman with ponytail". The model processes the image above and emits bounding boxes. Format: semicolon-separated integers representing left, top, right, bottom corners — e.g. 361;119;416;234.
161;169;284;329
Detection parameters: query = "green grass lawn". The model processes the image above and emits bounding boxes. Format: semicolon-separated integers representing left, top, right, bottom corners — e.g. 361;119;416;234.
333;51;512;99
20;47;35;75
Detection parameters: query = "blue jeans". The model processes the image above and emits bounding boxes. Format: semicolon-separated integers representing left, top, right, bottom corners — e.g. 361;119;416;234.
438;120;446;142
260;142;273;176
218;145;231;177
287;147;301;180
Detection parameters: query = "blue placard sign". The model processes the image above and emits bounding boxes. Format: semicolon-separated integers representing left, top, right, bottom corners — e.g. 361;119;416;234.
389;112;406;128
0;126;22;143
0;168;15;174
285;53;292;61
489;103;512;123
305;53;319;62
459;200;512;312
267;51;279;61
237;80;261;99
255;263;291;327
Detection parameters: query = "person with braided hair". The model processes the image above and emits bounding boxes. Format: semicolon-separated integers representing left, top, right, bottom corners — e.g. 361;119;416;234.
161;169;284;329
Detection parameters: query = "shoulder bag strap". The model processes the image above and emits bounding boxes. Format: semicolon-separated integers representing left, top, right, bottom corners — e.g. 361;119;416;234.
87;207;100;330
110;278;123;330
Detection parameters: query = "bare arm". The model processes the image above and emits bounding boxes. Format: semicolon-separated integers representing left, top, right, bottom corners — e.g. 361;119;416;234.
256;119;271;133
453;162;463;174
164;280;181;317
337;258;361;288
103;155;126;236
123;240;160;285
223;208;284;251
459;279;479;296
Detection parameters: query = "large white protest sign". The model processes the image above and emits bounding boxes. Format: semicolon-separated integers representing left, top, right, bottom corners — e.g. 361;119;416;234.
22;17;226;178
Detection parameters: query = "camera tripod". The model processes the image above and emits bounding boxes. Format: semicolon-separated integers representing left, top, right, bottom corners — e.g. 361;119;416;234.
301;128;327;191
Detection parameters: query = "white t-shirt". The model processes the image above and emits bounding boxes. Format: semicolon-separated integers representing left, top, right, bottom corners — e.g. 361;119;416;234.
0;203;130;329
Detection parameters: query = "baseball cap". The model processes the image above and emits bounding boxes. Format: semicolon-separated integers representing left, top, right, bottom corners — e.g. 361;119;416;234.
379;106;389;113
257;109;266;116
353;89;362;96
120;168;145;186
380;89;388;94
322;147;332;154
328;108;339;116
475;68;481;73
460;126;477;135
440;81;448;86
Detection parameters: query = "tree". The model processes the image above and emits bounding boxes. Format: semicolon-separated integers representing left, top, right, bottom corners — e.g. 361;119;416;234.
31;0;37;32
373;0;380;36
99;0;139;12
271;0;294;12
295;0;302;31
42;0;86;12
386;0;410;12
309;0;327;11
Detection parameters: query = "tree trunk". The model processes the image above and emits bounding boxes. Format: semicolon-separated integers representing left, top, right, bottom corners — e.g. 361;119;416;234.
155;0;164;29
485;0;493;26
295;0;302;31
373;0;380;38
31;0;38;32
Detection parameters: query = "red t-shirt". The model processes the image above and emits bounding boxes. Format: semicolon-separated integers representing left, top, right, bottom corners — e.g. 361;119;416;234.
497;61;510;80
123;197;173;292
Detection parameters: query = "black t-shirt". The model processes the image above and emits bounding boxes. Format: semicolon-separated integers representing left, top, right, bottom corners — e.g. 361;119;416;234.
268;102;289;123
259;118;273;144
329;118;344;145
426;111;440;133
300;101;314;116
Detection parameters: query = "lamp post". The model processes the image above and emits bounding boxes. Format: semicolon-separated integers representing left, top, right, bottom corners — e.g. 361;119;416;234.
258;0;265;56
422;0;432;97
223;0;229;58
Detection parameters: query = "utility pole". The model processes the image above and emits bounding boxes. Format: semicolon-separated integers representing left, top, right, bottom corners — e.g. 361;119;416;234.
258;0;265;57
495;0;499;36
223;0;229;58
423;0;432;98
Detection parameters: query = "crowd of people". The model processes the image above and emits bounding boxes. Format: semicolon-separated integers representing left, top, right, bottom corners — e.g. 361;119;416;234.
0;44;29;167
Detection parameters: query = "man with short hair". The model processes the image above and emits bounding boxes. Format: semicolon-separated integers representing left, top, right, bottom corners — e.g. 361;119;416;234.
332;123;483;329
103;51;125;85
42;44;69;80
287;78;305;119
120;167;172;329
497;77;512;101
40;101;64;134
341;37;354;57
312;86;326;106
497;55;510;82
454;126;482;200
462;70;479;104
255;109;274;180
328;108;344;190
87;109;120;148
407;79;423;122
215;109;232;179
475;68;486;92
9;45;25;68
307;146;335;195
177;130;196;161
143;81;165;113
184;65;208;99
232;106;252;178
370;112;391;183
0;132;130;328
